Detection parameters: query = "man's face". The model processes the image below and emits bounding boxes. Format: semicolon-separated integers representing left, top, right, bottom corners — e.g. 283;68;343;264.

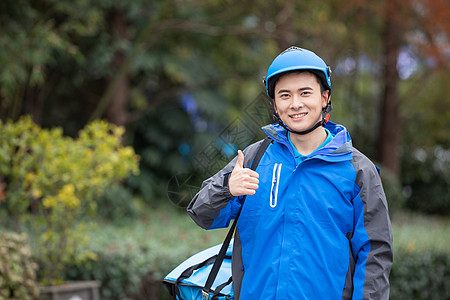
273;72;329;133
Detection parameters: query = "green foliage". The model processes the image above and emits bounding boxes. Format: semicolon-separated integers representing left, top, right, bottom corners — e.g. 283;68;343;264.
0;0;104;122
390;249;450;300
96;183;143;221
400;69;450;215
0;232;39;300
0;116;140;284
402;146;450;215
64;251;171;300
391;212;450;298
380;167;406;217
401;69;450;149
64;251;149;300
60;205;227;299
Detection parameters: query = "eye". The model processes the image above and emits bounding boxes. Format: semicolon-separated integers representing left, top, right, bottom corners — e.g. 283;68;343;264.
279;93;290;99
301;91;312;96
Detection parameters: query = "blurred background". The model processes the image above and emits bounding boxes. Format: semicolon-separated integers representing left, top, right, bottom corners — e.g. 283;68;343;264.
0;0;449;299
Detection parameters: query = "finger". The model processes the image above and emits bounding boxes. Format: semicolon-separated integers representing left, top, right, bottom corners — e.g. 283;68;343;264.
240;169;259;178
248;170;259;178
243;176;259;184
245;183;259;190
248;178;259;185
235;150;244;169
244;188;257;195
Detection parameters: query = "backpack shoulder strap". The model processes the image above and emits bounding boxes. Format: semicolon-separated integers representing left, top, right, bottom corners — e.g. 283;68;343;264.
249;137;272;170
202;136;272;299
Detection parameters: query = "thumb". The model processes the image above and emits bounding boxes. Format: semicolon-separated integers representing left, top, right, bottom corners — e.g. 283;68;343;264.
235;150;244;169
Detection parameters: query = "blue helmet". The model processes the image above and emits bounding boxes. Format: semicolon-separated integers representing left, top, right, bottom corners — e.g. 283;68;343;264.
265;46;331;99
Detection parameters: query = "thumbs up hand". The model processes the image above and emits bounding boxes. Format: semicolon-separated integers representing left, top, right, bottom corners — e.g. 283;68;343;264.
229;150;260;196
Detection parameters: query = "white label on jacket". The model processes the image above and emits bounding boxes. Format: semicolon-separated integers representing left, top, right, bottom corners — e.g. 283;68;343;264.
270;163;282;208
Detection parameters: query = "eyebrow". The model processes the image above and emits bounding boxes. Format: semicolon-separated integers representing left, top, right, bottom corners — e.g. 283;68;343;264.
277;87;313;94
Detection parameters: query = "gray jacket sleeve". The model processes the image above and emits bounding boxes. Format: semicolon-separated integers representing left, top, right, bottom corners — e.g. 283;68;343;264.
351;148;394;300
187;140;264;230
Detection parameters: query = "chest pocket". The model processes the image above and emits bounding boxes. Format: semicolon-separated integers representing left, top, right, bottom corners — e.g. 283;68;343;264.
270;163;282;208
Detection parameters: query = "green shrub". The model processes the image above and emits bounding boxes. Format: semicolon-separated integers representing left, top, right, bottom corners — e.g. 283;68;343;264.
64;251;149;300
0;232;39;300
96;183;143;221
0;116;140;284
402;146;450;215
390;249;450;299
59;205;227;299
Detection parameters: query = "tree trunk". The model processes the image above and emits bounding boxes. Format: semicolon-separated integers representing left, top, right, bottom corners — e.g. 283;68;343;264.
23;71;44;125
105;9;129;126
377;0;403;178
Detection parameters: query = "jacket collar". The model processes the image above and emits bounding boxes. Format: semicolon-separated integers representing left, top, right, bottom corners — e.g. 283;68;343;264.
262;122;353;162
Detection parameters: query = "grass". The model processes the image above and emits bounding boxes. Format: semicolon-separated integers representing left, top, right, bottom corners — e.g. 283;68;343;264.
391;210;450;253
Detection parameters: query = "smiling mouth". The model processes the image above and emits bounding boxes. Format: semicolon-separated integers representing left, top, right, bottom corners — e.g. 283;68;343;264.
290;113;307;119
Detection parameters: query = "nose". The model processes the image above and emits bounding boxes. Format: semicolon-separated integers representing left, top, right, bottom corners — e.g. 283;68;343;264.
290;94;304;109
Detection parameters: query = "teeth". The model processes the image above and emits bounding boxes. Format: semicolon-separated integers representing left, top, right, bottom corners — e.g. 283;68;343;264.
291;113;307;118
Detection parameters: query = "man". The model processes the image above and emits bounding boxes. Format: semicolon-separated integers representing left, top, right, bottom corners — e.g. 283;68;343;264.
187;46;393;299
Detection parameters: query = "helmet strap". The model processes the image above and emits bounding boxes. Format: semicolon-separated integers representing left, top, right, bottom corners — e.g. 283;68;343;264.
273;113;325;135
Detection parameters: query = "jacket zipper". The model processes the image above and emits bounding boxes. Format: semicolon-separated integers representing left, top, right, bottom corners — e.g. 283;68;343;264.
270;163;282;208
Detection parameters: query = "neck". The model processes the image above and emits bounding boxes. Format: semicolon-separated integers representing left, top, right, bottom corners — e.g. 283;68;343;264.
289;127;327;156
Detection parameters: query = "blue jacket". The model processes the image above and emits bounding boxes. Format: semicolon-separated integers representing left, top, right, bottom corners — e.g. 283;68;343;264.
188;122;393;299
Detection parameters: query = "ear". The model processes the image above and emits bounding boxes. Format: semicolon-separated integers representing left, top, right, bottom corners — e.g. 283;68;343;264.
322;90;330;108
272;99;278;114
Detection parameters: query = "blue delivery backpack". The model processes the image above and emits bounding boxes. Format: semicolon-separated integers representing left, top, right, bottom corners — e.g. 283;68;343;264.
163;241;234;300
163;137;272;300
